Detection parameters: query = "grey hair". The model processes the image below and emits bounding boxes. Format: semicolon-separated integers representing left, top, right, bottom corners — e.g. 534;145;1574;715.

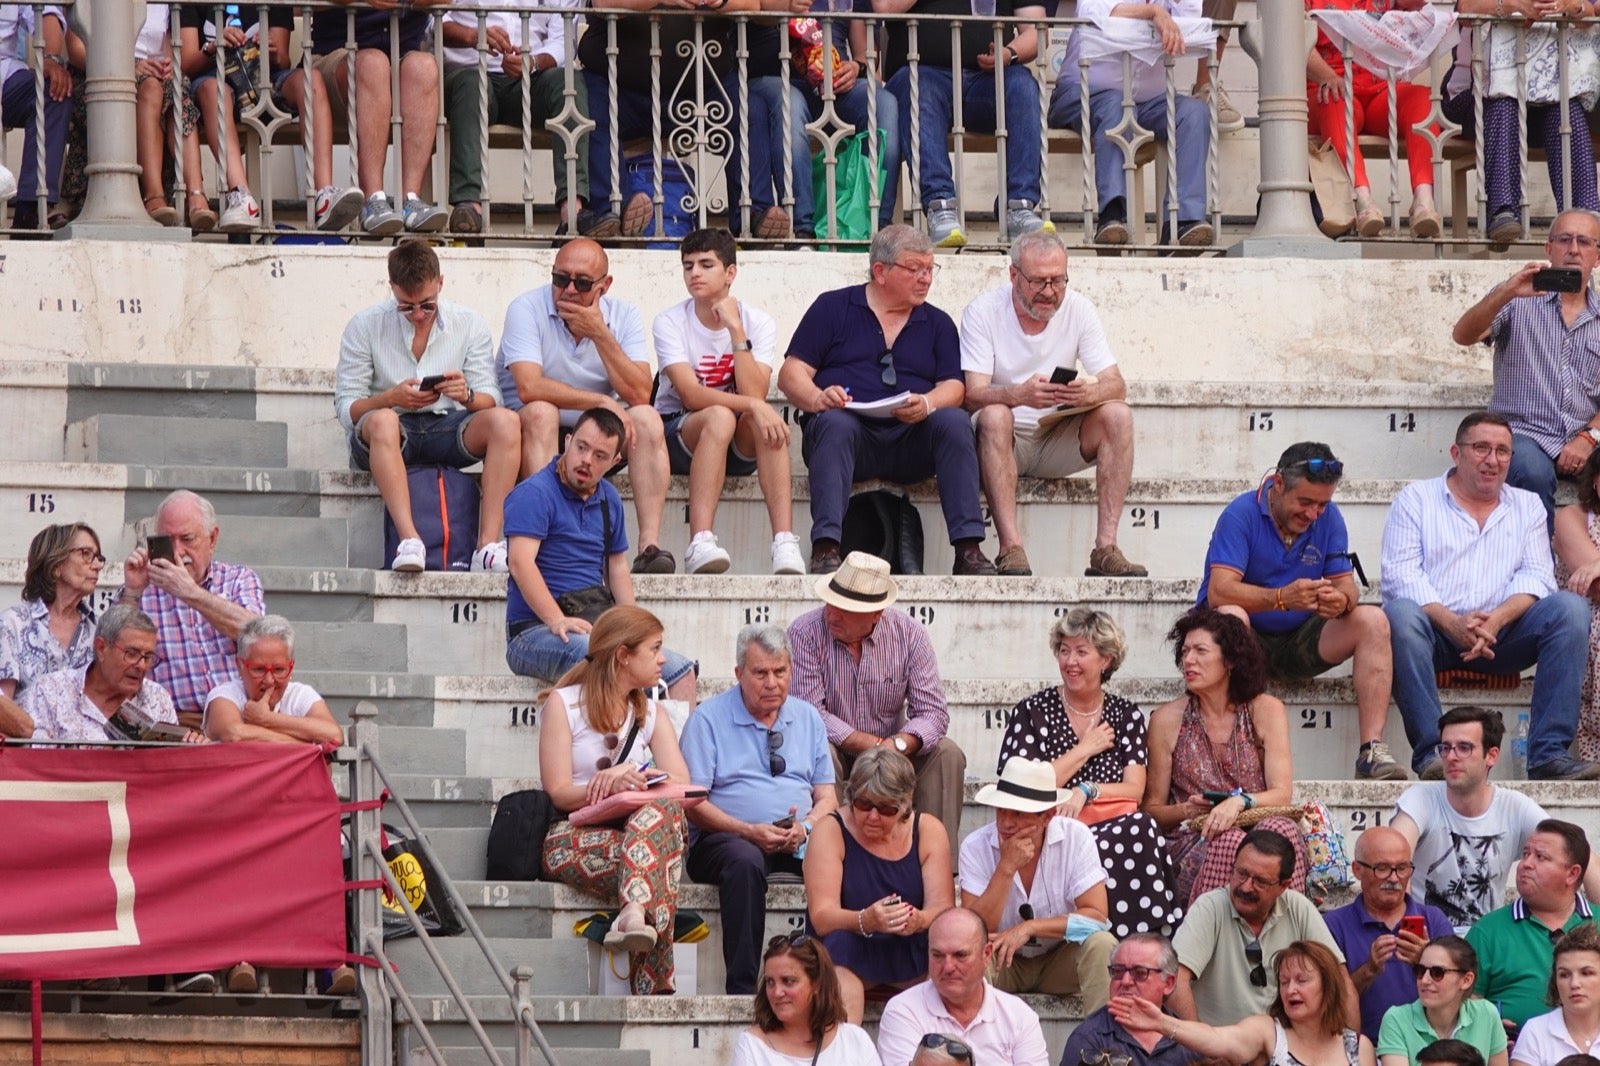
96;603;156;644
1049;608;1127;682
1552;208;1600;237
1115;932;1179;975
1009;229;1067;269
845;746;917;814
868;224;934;276
238;614;297;660
157;489;218;531
911;1038;975;1066
735;624;789;668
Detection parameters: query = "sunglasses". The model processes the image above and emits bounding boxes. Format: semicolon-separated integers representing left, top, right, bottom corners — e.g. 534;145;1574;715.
551;270;601;293
767;930;810;951
852;796;902;817
1245;939;1267;987
394;299;438;315
1079;1053;1133;1066
766;728;786;777
596;730;634;771
878;349;897;388
1413;964;1465;980
1285;457;1343;481
919;1035;972;1061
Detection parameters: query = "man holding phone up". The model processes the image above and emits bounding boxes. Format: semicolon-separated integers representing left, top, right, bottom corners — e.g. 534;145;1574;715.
335;241;521;572
960;231;1142;578
1451;209;1600;530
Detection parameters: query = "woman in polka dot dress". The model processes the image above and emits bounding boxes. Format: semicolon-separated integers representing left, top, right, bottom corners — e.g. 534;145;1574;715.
996;607;1181;938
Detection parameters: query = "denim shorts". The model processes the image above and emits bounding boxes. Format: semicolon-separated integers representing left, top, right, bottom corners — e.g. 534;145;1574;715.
662;409;757;477
506;621;698;687
349;409;480;471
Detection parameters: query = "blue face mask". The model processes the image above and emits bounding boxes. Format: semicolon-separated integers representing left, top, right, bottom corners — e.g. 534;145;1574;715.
1065;913;1112;943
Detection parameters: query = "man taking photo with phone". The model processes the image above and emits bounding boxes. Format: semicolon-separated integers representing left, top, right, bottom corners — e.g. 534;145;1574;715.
1451;209;1600;531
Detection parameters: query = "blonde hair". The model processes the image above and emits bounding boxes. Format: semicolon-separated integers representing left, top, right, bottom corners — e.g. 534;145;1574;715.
548;606;663;733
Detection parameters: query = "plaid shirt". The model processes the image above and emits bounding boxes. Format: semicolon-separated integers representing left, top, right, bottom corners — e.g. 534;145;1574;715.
125;560;265;711
1487;290;1600;458
24;664;178;742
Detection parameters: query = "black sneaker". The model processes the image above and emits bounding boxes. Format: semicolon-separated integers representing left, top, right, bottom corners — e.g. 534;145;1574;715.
631;545;676;574
1529;755;1600;781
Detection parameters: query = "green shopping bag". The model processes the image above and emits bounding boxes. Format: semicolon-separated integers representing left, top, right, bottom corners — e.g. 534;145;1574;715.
811;128;887;244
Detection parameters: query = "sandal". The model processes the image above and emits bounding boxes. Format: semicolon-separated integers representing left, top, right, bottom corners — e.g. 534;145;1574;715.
1409;205;1442;240
187;189;217;233
603;924;659;955
145;194;178;227
1355;206;1385;238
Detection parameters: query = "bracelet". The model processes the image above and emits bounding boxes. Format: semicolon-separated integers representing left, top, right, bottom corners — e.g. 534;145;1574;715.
921;395;933;417
1274;587;1286;611
466;387;476;406
857;909;873;938
45;53;66;67
1079;782;1095;801
1168;1019;1180;1040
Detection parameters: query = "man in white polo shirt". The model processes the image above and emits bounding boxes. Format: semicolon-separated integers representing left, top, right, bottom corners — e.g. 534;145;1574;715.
961;230;1143;579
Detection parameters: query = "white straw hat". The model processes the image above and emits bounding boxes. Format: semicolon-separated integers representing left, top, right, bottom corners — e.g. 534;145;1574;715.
973;758;1070;813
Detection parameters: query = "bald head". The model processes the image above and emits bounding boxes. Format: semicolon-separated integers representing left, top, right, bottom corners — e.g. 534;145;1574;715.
1352;825;1415;912
1354;826;1409;863
554;238;609;278
930;906;987;947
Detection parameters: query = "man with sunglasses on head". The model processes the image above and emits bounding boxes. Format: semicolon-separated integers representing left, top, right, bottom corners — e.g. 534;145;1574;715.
1380;410;1596;780
1451;209;1600;530
1199;440;1403;782
681;624;837;995
1057;934;1207;1066
335;241;521;574
779;224;996;576
1169;829;1351;1027
1322;826;1453;1043
960;230;1143;580
496;237;675;574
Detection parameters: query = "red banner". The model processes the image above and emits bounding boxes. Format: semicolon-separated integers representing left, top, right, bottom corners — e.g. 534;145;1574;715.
0;742;347;980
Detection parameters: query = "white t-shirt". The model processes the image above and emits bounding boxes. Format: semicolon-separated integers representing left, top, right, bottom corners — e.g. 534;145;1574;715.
959;284;1117;429
1511;1008;1600;1066
1395;783;1547;933
136;4;169;61
729;1025;881;1066
552;683;659;788
203;679;324;732
958;816;1106;958
651;298;779;417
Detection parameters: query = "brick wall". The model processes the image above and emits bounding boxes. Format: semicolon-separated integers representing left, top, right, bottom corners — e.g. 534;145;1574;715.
0;1014;359;1066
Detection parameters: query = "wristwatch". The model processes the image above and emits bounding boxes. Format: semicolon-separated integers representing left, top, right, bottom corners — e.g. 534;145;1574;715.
732;339;754;352
1585;427;1600;447
892;736;909;753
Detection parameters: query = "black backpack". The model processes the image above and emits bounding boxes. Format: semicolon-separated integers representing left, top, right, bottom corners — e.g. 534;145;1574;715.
485;789;559;881
841;489;925;575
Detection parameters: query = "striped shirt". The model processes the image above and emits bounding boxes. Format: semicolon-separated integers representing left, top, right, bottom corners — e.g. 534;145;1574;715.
129;560;265;711
786;606;949;750
1380;470;1555;613
334;297;501;432
1486;290;1600;458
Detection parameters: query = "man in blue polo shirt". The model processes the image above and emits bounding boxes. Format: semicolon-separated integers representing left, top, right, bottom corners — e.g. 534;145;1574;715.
1197;441;1402;781
777;224;995;576
681;623;838;995
502;407;696;704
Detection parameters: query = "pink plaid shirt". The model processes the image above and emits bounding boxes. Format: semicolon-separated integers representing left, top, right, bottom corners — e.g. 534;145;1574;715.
125;560;265;711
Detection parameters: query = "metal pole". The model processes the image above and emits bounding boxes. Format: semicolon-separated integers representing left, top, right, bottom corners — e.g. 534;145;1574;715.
350;703;393;1066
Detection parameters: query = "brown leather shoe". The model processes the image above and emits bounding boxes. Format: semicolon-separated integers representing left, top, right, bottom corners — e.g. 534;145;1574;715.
809;542;843;574
953;543;997;576
1085;544;1148;577
995;545;1032;576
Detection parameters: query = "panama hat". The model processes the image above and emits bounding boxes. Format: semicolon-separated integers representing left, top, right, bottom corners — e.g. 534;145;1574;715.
973;758;1070;813
814;551;899;613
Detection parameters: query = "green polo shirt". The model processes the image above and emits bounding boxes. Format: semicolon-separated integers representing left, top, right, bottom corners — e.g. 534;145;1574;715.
1467;896;1597;1028
1376;998;1508;1062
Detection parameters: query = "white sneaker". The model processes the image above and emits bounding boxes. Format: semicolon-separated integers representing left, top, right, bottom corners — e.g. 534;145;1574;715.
685;532;731;575
470;540;508;573
392;538;426;573
315;185;364;231
218;187;260;233
771;532;805;576
0;164;15;203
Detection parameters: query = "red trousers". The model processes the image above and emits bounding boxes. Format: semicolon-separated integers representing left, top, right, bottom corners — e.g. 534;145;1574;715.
1308;75;1437;191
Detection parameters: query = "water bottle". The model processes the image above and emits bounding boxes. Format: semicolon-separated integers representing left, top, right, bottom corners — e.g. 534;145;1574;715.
1511;711;1530;778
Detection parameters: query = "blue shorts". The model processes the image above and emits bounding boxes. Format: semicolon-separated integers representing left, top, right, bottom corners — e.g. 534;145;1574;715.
349;409;480;471
661;409;758;477
506;621;697;687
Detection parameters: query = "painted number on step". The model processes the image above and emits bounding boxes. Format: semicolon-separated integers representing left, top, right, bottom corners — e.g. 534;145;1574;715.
1299;708;1332;729
39;297;81;312
117;298;142;314
88;589;116;616
270;259;285;279
692;1028;700;1049
183;370;212;390
1127;507;1160;530
1248;411;1274;432
26;492;54;513
743;605;770;625
510;704;536;728
367;675;397;697
482;883;511;907
432;779;462;800
1348;809;1387;832
905;604;935;626
449;602;480;623
1388;412;1417;433
309;570;339;592
242;471;272;492
983;708;1011;730
786;915;805;930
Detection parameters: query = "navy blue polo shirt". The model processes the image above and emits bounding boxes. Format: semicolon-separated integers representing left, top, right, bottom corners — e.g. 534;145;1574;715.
1323;895;1455;1042
503;459;629;625
785;285;961;404
309;9;430;56
1195;486;1353;634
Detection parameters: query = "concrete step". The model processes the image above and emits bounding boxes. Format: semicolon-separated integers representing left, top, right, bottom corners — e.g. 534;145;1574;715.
290;621;411;673
125;465;326;520
418;826;493;882
67;413;289;469
66;363;261;422
384;937;591;997
376;726;470;778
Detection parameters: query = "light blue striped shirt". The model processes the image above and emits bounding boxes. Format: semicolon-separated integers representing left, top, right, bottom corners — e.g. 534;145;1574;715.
334;297;501;431
1380;470;1555;613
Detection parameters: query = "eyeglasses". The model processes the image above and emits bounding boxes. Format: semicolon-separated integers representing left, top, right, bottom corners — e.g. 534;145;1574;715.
1232;867;1285;889
1079;1052;1133;1066
1413;964;1465;980
69;546;106;564
1353;860;1415;879
241;661;294;680
1244;939;1267;987
766;930;810;950
878;349;897;388
395;299;438;315
852;796;902;817
1014;267;1068;292
110;642;162;669
551;270;601;293
596;730;632;771
766;728;786;776
1551;232;1599;249
1459;440;1513;461
919;1035;972;1061
1107;964;1167;982
1435;741;1479;759
890;260;940;281
1285;457;1344;481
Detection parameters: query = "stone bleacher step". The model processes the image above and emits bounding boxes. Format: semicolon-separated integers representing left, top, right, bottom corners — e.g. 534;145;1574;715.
67;413;289;469
289;621;410;673
374;725;470;778
384;937;591;997
65;363;261;422
125;464;325;519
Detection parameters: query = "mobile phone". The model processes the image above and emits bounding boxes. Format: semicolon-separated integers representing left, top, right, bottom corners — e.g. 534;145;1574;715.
1533;267;1584;293
418;373;448;392
644;771;670;788
1400;915;1427;938
1202;789;1232;804
146;534;177;564
1049;366;1079;386
773;815;796;829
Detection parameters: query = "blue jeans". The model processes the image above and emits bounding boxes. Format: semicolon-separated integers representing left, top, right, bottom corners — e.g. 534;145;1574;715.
506;620;697;686
749;74;901;232
1508;431;1558;533
1048;87;1209;221
3;68;70;202
1385;593;1588;771
884;65;1041;207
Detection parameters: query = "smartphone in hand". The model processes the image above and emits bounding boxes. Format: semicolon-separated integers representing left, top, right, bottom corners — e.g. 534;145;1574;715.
1050;366;1079;386
1202;789;1232;805
1533;267;1584;293
146;534;177;564
1400;915;1427;938
773;815;796;829
418;373;448;392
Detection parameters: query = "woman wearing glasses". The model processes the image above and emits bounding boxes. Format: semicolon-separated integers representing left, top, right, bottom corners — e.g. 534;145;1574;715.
1144;608;1308;904
996;608;1180;937
537;606;692;995
202;615;345;745
1552;446;1600;762
1112;940;1373;1066
1510;924;1600;1066
731;933;880;1065
804;747;954;1023
1376;937;1507;1066
0;523;106;737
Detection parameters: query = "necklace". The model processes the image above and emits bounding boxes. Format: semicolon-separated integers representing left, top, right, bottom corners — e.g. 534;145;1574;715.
1061;691;1104;721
